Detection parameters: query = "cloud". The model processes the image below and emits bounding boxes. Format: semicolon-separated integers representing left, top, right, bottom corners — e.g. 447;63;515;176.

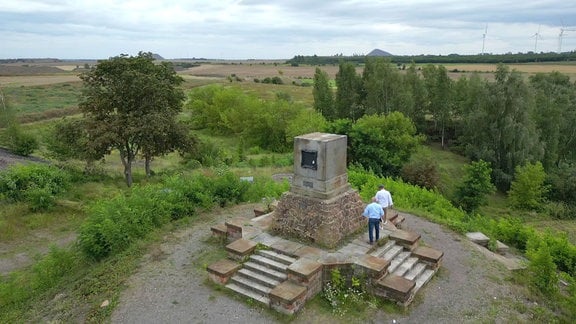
1;0;576;59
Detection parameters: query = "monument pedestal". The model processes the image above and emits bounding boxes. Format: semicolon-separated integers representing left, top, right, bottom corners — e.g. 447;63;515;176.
272;190;365;248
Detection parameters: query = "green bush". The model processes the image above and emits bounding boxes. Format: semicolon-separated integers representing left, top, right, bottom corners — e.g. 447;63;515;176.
508;161;549;211
0;164;70;210
400;149;440;190
79;185;178;260
6;125;39;156
526;242;559;296
78;171;280;260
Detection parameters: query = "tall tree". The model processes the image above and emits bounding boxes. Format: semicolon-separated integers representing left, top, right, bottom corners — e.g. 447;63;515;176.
422;64;453;149
312;67;335;120
529;71;576;169
402;63;427;132
79;52;186;186
335;62;363;120
362;57;402;116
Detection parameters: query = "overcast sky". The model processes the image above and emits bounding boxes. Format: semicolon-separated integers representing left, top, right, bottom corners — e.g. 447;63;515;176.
2;0;576;60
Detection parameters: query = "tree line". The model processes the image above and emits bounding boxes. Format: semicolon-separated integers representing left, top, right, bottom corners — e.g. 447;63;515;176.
287;51;576;66
313;57;576;216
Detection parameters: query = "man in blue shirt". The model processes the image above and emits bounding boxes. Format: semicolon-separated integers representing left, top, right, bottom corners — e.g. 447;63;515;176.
363;197;384;244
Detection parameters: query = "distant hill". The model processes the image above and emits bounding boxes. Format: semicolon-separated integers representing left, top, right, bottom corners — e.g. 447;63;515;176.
367;49;393;57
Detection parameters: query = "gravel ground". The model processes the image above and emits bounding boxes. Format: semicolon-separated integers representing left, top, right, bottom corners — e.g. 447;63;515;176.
111;205;535;324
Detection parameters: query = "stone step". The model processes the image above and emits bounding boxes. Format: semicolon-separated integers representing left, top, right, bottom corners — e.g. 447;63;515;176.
226;282;270;306
237;268;282;288
414;269;436;292
243;261;287;282
382;245;404;261
370;240;397;257
388;251;411;273
393;256;419;277
258;249;298;265
249;254;289;272
230;274;273;296
404;262;427;281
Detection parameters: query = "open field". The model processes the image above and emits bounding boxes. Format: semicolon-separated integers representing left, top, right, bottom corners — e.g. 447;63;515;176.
3;60;576;89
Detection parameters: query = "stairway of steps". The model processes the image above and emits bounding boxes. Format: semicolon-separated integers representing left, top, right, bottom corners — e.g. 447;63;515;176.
370;237;437;302
225;249;297;306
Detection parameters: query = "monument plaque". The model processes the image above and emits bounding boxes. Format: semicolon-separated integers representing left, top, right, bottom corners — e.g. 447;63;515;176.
272;132;365;248
291;133;350;200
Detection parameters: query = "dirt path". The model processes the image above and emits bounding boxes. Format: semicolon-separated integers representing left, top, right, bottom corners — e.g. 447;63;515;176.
111;205;536;323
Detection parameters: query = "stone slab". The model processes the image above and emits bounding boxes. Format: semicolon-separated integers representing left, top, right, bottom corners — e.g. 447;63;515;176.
293;245;325;260
288;258;322;279
269;281;307;303
338;242;371;256
390;230;420;250
496;240;509;255
412;246;444;264
226;238;257;258
270;239;304;257
207;259;241;277
379;274;415;294
210;223;227;236
466;232;490;246
250;232;281;247
355;254;390;274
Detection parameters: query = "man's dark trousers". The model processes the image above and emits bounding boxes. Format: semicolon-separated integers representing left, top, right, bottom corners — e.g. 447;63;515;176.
368;218;380;243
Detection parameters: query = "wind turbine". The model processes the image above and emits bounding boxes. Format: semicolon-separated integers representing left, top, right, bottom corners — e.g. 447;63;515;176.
481;24;488;55
531;25;543;52
559;25;576;53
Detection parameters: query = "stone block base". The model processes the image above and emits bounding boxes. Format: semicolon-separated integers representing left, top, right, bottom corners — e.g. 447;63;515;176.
226;238;257;261
375;274;416;305
390;230;421;251
271;190;365;248
207;259;241;284
412;246;444;270
269;281;307;315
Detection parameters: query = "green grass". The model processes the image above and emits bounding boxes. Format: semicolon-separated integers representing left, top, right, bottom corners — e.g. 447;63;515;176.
3;82;82;114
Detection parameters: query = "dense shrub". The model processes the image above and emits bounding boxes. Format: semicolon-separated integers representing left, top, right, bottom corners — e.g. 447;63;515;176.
400;149;440;190
508;161;549;211
79;184;185;260
453;160;495;213
79;171;288;260
0;164;70;210
6;125;39;156
526;242;559;296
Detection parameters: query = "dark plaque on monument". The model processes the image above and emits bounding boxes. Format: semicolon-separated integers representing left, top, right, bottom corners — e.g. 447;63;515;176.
301;150;318;170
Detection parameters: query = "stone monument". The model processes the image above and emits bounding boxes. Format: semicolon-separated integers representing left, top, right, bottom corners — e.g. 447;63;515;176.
271;132;365;248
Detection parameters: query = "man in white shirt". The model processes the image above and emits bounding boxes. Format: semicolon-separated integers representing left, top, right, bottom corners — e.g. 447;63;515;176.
375;184;393;223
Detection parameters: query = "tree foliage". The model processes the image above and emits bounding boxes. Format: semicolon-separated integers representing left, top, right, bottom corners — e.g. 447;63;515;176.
459;64;542;190
454;160;496;213
312;67;335;120
335;62;363;120
508;161;549;211
348;112;423;176
79;52;187;186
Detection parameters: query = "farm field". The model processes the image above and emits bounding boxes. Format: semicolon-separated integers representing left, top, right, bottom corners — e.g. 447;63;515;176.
4;60;576;89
